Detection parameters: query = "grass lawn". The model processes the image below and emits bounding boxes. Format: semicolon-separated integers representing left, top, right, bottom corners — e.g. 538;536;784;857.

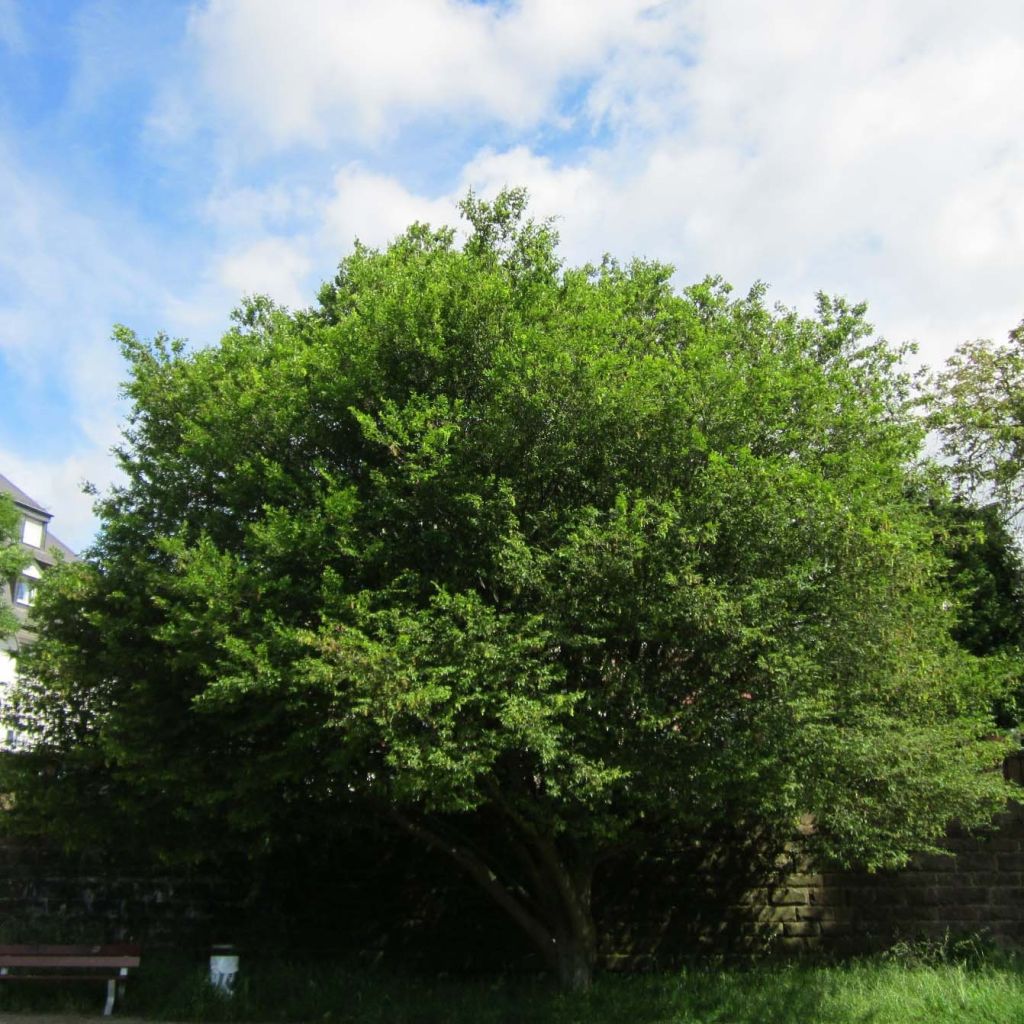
2;956;1024;1023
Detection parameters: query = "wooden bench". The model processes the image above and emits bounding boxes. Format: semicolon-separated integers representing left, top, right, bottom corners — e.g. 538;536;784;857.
0;943;141;1015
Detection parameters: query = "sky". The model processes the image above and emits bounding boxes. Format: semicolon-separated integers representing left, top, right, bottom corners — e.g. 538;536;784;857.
1;0;1022;550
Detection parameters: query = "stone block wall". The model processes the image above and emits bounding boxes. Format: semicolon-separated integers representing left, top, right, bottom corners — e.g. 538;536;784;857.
744;803;1024;955
3;805;1024;967
0;839;230;949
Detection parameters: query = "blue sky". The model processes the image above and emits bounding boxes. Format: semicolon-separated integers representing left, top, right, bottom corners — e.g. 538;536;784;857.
2;0;1023;549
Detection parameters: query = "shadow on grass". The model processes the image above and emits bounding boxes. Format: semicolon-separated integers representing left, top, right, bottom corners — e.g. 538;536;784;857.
115;957;857;1024
4;956;1022;1024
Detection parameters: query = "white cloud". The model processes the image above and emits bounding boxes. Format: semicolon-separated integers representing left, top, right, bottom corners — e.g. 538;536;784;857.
9;0;1024;557
216;237;314;309
169;0;1024;366
204;183;318;235
289;0;1024;370
0;141;152;374
144;84;197;146
0;0;25;52
322;166;458;249
182;0;669;150
0;138;178;548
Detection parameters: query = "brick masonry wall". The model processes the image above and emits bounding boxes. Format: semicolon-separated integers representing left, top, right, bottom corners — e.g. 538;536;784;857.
0;839;233;949
754;802;1024;956
3;805;1024;967
0;832;542;970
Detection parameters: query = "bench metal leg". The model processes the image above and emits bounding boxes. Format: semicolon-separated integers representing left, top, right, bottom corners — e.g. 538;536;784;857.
104;977;116;1016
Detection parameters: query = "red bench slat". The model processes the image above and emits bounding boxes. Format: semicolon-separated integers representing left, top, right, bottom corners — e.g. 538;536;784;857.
0;944;140;957
0;945;139;971
0;956;138;969
0;944;141;1016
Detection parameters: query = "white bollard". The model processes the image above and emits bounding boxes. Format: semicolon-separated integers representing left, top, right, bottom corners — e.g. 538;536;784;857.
209;945;239;994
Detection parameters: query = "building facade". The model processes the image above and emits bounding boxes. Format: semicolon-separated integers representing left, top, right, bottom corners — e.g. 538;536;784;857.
0;473;76;747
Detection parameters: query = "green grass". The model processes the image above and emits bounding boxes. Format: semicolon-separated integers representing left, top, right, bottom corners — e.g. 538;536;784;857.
4;955;1024;1023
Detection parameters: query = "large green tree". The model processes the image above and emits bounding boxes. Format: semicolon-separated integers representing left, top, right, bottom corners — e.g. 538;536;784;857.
3;193;1014;988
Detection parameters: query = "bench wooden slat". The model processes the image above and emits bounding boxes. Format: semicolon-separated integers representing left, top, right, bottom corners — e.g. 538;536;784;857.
0;943;141;1015
0;944;140;956
0;956;138;969
0;973;130;980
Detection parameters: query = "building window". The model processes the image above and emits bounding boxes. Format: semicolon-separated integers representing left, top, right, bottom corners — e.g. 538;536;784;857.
14;564;40;606
21;518;43;548
0;650;15;687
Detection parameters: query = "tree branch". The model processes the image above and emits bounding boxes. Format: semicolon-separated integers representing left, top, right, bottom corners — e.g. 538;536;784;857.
386;807;557;960
482;781;596;949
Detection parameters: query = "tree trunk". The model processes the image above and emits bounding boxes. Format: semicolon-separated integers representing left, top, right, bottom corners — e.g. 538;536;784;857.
387;808;599;990
549;925;597;992
541;855;598;992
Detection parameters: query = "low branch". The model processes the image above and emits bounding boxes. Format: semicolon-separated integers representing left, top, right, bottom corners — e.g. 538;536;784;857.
386;807;557;959
483;781;596;949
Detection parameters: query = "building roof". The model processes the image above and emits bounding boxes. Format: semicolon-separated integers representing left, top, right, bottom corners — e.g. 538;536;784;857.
35;532;77;566
0;473;77;563
0;473;50;519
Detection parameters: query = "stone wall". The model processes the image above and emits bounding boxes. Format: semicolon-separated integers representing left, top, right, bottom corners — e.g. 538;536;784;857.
0;839;232;949
3;806;1024;968
753;803;1024;956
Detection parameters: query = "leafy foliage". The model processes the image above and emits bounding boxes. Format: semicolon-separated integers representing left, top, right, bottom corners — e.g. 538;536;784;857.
933;500;1024;660
2;191;1014;987
0;493;28;641
929;319;1024;523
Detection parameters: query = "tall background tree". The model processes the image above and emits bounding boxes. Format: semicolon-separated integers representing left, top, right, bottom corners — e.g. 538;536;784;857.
930;318;1024;525
2;192;1015;989
927;318;1024;731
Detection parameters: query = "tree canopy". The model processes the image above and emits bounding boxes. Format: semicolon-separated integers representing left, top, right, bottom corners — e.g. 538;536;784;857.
3;191;1015;988
929;318;1024;524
